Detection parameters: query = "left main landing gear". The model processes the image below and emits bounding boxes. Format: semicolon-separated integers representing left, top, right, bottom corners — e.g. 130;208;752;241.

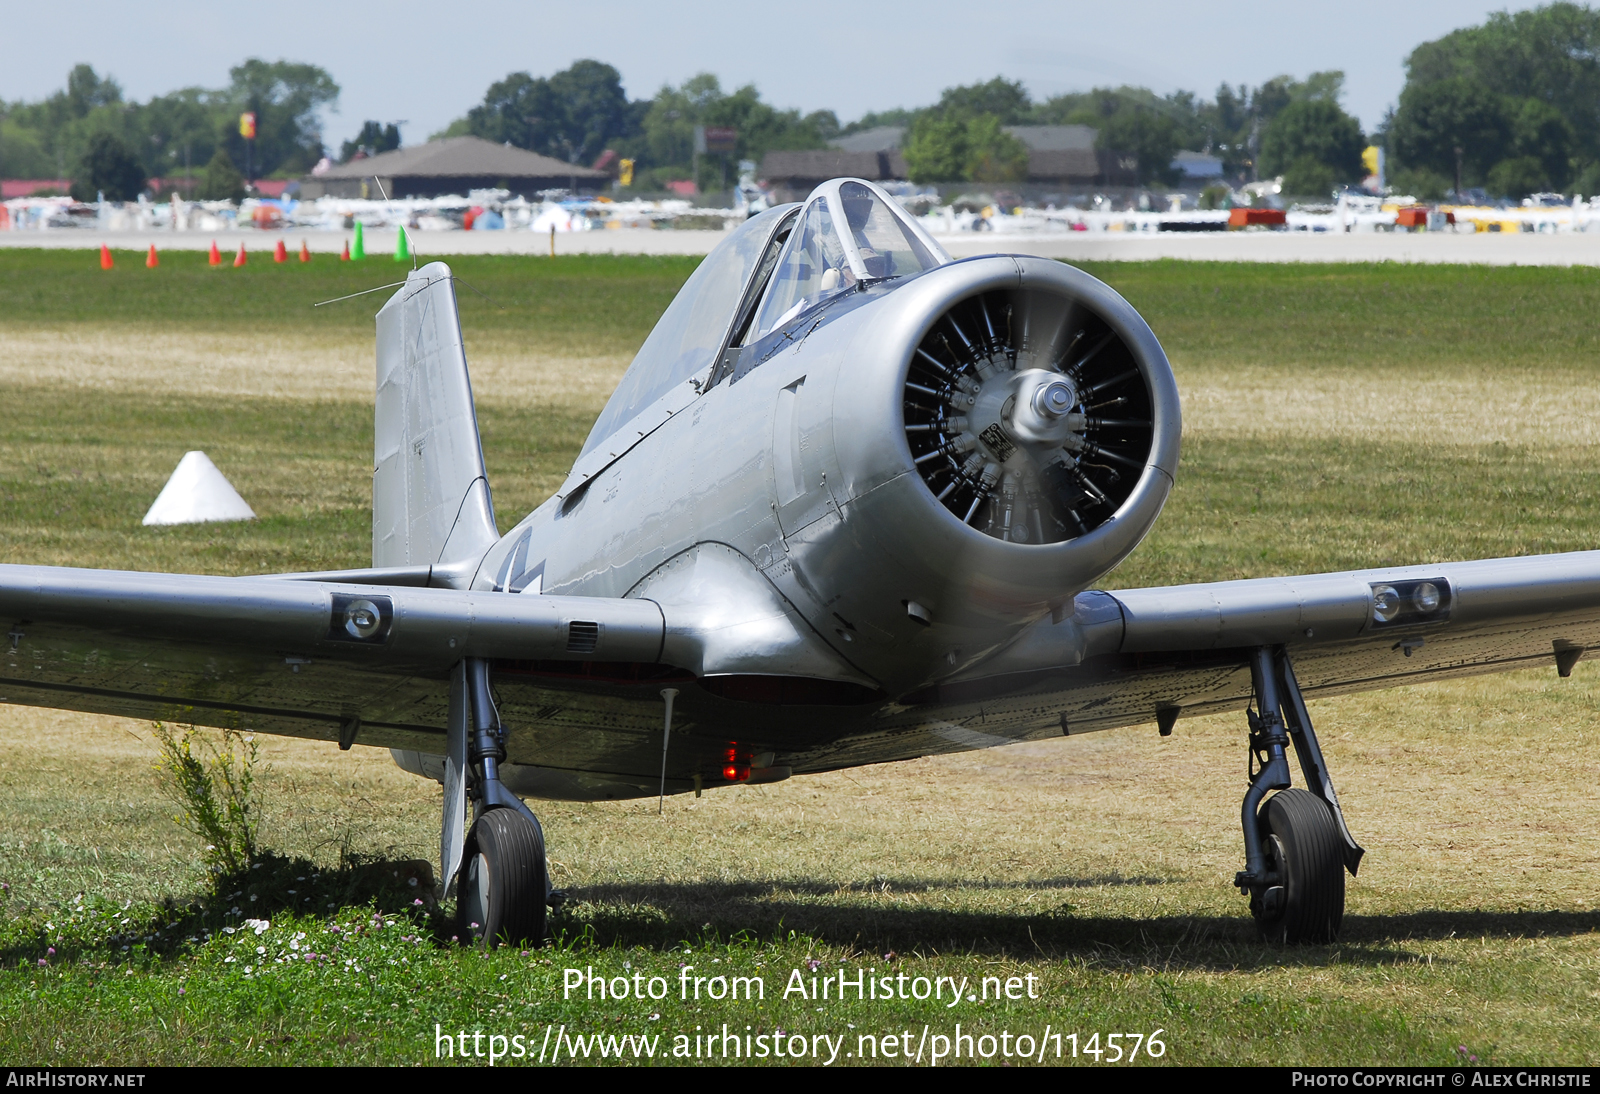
1234;646;1364;943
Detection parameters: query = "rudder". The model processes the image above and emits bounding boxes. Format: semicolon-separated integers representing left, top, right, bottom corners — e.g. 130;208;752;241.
373;262;499;587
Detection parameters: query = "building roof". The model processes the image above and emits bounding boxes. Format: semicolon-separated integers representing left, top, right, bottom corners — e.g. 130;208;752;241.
314;136;607;180
829;126;906;153
1005;125;1097;152
760;149;907;183
1172;149;1225;178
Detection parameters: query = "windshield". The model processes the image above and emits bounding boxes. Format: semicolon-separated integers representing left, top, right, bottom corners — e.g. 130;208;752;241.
749;197;852;338
750;178;947;340
837;180;941;279
579;205;790;458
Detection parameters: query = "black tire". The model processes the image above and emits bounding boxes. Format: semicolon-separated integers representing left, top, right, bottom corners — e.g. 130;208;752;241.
1252;788;1344;944
456;808;547;947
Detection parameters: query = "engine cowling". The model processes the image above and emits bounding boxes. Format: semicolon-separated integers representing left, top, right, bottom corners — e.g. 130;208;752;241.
783;255;1181;688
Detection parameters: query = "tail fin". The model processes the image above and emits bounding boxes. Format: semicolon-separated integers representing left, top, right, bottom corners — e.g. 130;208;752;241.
372;262;499;587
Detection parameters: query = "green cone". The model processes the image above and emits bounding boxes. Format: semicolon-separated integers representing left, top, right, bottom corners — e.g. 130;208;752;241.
351;221;365;260
395;226;410;263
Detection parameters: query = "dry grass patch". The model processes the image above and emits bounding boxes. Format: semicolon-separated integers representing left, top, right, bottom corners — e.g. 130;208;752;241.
0;327;629;413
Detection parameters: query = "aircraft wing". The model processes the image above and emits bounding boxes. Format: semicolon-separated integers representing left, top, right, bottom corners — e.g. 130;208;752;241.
0;564;665;753
878;550;1600;755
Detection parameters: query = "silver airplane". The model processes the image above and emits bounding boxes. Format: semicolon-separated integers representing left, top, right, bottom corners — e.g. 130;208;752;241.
4;178;1596;947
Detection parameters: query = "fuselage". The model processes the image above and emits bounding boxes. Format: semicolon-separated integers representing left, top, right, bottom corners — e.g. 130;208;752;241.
472;191;1180;700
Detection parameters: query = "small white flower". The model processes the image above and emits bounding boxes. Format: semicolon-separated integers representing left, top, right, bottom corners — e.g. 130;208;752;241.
224;956;236;963
245;918;269;935
256;946;266;955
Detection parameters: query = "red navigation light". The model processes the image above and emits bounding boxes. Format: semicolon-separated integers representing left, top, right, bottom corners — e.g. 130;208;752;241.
723;764;750;783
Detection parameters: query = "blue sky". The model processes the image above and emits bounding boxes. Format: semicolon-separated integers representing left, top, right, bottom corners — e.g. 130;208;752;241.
1;0;1541;151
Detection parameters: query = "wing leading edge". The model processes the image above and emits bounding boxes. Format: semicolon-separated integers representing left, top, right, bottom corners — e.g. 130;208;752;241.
906;550;1600;742
0;564;664;750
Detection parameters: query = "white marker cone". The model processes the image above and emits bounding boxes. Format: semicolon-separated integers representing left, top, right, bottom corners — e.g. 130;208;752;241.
142;451;257;526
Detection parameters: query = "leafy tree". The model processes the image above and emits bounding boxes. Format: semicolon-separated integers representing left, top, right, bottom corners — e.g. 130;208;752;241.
628;73;830;189
468;71;563;152
1391;77;1512;185
1390;166;1452;200
70;132;145;200
549;60;633;163
935;77;1032;124
1096;100;1182;185
467;60;636;165
139;87;227;184
902;113;971;182
1259;99;1364;181
1487;155;1547;197
63;63;123;118
967;115;1029;183
902;112;1028;183
1511;98;1573;186
1280;156;1338;197
222;59;339;178
197;146;245;201
838;107;915;137
341;120;401;162
1392;4;1600;190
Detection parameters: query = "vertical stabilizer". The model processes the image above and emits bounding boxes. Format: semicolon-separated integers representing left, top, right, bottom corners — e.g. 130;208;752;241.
373;262;499;587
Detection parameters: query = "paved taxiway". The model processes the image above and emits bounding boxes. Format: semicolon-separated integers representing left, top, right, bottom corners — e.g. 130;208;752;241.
7;227;1600;265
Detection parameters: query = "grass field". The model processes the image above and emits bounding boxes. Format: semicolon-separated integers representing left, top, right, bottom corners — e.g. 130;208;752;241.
1;250;1598;1066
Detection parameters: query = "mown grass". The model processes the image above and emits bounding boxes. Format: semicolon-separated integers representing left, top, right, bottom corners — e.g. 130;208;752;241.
0;247;697;357
0;255;1598;1065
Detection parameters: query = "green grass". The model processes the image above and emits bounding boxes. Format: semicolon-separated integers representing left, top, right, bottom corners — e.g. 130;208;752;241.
0;248;699;358
1;257;1599;1065
1079;259;1600;375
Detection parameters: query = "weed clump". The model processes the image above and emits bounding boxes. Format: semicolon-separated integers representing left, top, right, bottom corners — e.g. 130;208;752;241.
151;723;259;874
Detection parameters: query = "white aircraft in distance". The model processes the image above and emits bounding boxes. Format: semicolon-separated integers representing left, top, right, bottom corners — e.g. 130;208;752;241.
4;178;1597;946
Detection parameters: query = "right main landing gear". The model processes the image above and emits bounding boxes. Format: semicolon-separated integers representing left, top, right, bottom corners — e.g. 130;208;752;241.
446;658;550;947
1234;646;1364;943
459;808;547;946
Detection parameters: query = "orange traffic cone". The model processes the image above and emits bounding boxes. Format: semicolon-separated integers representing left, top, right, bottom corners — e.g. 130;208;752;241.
274;239;287;263
299;240;311;262
209;240;222;266
233;243;247;268
340;240;350;261
99;244;113;270
145;244;159;268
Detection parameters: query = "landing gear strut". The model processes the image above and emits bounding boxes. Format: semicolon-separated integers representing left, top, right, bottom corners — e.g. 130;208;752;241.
445;658;549;946
1235;646;1364;943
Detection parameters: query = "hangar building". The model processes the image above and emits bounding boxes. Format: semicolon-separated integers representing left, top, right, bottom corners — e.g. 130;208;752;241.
298;137;609;199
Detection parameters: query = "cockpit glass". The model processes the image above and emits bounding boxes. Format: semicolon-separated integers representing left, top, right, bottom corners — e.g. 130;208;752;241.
578;206;787;458
749;181;944;340
837;180;940;279
750;197;851;339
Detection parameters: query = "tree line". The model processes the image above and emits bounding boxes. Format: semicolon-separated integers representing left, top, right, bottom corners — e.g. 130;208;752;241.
436;64;1366;193
7;4;1600;203
0;61;336;200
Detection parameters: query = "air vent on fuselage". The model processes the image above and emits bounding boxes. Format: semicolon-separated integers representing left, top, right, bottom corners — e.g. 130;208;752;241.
902;288;1154;544
565;620;601;654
